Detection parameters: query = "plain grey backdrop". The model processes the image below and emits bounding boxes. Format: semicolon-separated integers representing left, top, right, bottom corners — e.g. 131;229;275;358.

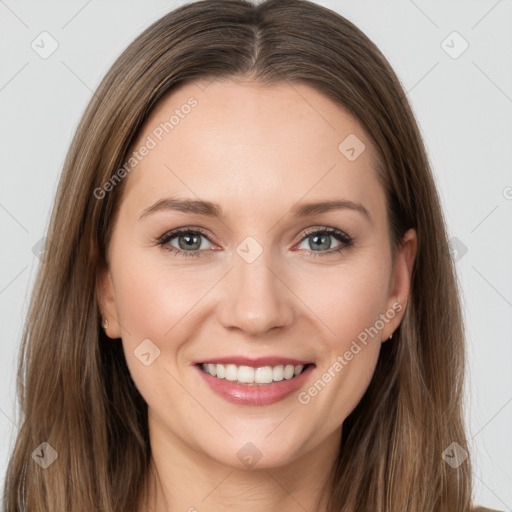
1;0;511;509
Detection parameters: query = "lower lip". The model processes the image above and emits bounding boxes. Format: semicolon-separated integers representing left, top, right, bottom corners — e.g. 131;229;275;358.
195;364;315;406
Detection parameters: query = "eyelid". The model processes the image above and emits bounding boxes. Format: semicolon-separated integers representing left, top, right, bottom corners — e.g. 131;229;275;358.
296;225;352;242
157;225;354;258
158;226;218;246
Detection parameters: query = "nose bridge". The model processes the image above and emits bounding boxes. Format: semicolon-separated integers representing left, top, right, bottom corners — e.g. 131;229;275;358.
217;238;294;334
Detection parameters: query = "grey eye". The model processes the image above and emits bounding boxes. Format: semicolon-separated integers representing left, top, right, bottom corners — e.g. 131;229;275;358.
169;232;211;251
298;233;341;252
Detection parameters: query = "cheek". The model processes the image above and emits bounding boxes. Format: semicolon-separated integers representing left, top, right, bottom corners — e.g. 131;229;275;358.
112;257;200;418
110;248;223;400
292;253;391;345
291;255;389;426
111;247;214;341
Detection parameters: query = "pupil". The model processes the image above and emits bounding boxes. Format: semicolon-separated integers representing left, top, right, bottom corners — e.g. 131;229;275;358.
179;234;200;250
311;234;330;251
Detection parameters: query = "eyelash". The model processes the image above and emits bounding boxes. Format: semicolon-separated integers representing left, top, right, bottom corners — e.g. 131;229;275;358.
157;226;354;259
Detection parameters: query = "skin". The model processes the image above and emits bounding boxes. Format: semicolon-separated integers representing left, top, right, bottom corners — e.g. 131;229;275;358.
98;79;417;512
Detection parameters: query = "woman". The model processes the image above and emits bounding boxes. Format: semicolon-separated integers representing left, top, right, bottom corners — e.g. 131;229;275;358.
2;0;501;510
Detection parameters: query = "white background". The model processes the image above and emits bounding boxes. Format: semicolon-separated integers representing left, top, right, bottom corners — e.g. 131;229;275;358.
1;0;511;509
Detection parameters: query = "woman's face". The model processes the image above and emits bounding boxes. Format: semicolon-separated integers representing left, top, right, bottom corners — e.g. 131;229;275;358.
99;79;416;470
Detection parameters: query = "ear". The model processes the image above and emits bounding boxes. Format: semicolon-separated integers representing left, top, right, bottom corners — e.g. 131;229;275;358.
96;265;122;339
381;228;417;341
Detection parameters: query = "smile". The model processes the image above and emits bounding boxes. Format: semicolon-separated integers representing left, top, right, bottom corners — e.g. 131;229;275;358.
195;361;316;406
200;362;309;385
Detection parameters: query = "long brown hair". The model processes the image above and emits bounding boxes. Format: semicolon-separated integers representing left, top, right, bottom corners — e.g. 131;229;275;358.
3;0;475;510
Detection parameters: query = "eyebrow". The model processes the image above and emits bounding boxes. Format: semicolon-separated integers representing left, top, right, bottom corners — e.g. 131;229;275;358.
137;197;371;222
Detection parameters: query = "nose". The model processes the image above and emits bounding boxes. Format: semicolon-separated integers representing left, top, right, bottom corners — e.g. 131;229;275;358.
216;247;296;336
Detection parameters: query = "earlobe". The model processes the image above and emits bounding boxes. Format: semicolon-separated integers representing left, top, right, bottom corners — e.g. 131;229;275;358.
96;266;121;339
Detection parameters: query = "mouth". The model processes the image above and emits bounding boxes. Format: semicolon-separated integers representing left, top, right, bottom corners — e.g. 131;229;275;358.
198;362;313;386
194;359;316;406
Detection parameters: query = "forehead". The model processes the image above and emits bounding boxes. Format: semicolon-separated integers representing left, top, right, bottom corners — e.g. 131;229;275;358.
119;79;384;221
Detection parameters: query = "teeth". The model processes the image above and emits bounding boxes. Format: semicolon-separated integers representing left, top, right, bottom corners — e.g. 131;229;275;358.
201;363;306;384
225;364;238;381
284;364;295;379
238;365;255;383
255;366;273;384
216;364;226;378
273;365;284;382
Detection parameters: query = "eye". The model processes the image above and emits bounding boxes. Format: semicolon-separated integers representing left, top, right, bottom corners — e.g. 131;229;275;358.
296;227;354;257
158;228;214;258
157;226;354;258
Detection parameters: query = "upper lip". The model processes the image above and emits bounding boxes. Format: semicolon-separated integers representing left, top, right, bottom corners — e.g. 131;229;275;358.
196;356;314;367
